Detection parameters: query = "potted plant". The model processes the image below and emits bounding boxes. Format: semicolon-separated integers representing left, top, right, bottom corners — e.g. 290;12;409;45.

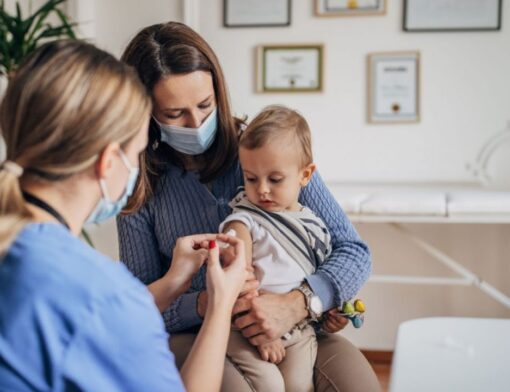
0;0;76;79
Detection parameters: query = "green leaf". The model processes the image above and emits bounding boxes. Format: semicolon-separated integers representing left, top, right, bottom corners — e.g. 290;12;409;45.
54;8;76;38
35;25;70;40
28;0;66;26
25;9;51;46
0;0;78;73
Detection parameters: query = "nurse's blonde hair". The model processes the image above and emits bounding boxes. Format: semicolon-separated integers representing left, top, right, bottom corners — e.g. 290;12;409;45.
0;40;151;254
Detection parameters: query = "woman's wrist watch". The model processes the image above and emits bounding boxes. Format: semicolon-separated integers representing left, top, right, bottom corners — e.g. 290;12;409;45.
295;283;323;322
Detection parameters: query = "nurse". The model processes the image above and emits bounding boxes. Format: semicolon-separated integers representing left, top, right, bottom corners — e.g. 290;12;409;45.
0;40;246;392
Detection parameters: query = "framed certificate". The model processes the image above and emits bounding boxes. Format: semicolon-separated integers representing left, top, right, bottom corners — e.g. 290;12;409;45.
367;51;420;124
404;0;502;32
224;0;291;28
315;0;386;17
257;45;323;93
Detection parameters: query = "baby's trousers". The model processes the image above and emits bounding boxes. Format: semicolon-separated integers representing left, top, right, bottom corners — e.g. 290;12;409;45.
227;324;316;392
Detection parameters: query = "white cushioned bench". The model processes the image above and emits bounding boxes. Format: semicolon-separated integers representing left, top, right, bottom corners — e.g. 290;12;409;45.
329;183;510;223
327;182;510;309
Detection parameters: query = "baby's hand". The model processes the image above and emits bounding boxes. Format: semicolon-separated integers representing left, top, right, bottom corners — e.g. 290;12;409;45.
219;245;237;267
257;339;286;364
321;308;349;333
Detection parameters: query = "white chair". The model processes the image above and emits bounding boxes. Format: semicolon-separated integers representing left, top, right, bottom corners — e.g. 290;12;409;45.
390;317;510;392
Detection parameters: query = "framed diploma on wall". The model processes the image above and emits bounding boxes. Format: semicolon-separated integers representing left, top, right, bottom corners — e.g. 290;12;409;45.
256;44;323;93
224;0;291;28
367;51;420;124
315;0;386;17
403;0;502;32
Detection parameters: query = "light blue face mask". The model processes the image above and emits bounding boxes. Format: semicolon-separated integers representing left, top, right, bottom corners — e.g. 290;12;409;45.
154;108;218;155
85;150;139;225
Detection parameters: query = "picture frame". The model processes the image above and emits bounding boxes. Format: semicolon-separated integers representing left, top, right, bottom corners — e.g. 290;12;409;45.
315;0;386;17
403;0;502;32
367;51;420;124
223;0;291;28
256;44;323;93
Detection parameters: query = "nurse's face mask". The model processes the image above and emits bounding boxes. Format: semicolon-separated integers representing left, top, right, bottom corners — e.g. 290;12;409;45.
153;108;218;155
86;149;139;224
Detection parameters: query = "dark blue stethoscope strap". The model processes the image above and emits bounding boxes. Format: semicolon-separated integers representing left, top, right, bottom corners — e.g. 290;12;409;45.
22;191;70;230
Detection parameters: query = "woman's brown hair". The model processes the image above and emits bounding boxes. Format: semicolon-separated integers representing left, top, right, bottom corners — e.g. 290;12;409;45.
0;40;151;254
121;21;242;213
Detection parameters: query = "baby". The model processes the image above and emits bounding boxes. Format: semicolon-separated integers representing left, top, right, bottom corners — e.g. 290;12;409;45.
220;105;334;392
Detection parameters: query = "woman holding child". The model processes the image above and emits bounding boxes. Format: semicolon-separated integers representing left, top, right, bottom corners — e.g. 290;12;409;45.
118;21;380;391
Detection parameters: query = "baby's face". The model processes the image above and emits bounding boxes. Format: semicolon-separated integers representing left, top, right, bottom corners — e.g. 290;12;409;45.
239;140;313;212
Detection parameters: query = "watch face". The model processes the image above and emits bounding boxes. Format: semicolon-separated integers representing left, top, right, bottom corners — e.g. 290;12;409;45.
310;296;323;315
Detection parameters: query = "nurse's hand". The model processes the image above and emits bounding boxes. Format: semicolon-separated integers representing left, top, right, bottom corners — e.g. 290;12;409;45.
197;270;259;318
167;233;217;295
197;241;258;318
149;233;217;312
221;246;259;300
205;234;247;311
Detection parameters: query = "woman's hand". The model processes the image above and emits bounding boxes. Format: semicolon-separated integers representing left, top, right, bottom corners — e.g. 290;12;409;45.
232;290;308;346
321;308;349;333
205;234;247;312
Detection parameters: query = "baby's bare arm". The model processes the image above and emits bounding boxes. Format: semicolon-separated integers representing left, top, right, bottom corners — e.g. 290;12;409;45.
222;221;253;269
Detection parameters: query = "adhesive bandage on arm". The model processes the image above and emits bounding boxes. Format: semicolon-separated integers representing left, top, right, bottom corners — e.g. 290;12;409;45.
219;228;237;248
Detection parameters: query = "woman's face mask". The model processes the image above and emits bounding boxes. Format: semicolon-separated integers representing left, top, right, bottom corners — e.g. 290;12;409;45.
86;149;139;225
154;109;218;155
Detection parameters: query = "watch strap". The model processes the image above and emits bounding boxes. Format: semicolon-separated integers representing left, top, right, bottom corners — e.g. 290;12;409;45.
296;283;321;322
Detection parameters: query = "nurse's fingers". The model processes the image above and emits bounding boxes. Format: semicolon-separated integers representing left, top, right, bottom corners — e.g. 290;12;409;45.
184;233;218;249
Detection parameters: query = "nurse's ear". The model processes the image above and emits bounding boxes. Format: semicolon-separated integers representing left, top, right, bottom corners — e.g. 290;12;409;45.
94;142;121;180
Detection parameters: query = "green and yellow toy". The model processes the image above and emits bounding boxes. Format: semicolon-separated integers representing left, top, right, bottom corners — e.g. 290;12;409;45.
338;299;365;328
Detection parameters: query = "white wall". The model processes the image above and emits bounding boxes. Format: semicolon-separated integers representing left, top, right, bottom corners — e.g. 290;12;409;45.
199;0;510;184
67;0;183;57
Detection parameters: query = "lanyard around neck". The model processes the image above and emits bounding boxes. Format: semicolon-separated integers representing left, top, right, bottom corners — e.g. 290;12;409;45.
22;191;70;230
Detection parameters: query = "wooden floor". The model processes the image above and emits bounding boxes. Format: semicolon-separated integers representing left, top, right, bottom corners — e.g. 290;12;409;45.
362;350;393;392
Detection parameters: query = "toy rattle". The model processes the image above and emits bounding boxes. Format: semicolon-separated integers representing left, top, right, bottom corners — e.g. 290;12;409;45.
338;299;365;328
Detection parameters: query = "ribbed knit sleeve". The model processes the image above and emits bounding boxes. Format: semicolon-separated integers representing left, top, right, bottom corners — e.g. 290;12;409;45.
299;172;371;309
117;202;161;285
117;195;206;333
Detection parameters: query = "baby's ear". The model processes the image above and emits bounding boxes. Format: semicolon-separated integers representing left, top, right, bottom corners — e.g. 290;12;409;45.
300;163;316;187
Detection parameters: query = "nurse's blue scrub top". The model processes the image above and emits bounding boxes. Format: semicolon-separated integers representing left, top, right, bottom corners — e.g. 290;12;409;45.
0;223;185;391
